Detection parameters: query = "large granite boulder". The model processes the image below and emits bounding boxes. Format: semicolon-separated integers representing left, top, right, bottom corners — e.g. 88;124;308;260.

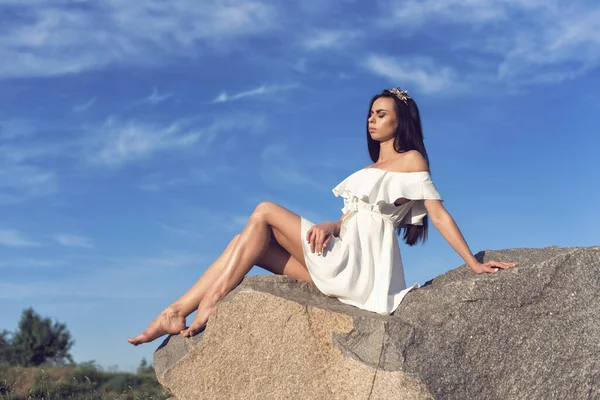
154;246;600;399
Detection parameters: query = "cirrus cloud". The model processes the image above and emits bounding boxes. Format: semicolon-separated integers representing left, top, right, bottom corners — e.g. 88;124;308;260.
0;0;279;79
53;234;94;249
0;228;41;247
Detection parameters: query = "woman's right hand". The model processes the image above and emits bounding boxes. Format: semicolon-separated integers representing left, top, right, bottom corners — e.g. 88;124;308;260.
469;260;518;274
306;222;336;256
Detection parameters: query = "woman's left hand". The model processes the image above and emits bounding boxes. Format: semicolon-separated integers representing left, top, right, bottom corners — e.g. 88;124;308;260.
469;260;519;274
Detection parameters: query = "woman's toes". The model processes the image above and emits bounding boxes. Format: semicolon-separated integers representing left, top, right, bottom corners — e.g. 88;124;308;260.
127;334;146;346
181;327;194;337
180;324;200;337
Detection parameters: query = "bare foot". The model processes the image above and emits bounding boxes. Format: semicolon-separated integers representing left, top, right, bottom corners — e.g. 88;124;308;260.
180;302;218;338
128;308;186;346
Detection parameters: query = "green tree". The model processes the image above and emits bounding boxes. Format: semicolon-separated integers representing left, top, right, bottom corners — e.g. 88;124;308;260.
137;358;155;375
0;329;12;363
10;307;74;366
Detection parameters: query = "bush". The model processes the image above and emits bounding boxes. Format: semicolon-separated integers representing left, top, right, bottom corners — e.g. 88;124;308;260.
101;373;142;392
0;365;30;399
70;361;105;388
0;364;170;399
27;381;103;400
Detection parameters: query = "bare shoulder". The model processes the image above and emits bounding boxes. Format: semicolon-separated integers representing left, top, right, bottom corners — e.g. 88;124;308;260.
391;150;429;173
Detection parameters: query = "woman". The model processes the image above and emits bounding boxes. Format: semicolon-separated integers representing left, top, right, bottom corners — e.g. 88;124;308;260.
128;88;518;346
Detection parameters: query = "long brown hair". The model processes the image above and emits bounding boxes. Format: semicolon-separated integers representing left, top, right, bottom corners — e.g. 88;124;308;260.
366;90;431;246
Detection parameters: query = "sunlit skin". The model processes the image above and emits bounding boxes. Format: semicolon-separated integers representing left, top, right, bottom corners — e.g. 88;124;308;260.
127;95;517;346
368;97;401;156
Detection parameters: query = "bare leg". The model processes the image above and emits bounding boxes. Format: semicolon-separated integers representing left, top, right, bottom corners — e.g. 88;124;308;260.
127;234;242;346
130;202;308;343
180;213;273;337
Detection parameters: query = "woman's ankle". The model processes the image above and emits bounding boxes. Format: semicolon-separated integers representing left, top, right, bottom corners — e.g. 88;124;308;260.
163;305;183;317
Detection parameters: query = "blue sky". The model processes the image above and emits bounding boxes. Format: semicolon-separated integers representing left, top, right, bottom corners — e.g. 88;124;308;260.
1;0;599;371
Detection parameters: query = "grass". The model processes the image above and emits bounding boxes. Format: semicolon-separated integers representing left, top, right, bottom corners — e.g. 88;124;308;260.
0;363;170;400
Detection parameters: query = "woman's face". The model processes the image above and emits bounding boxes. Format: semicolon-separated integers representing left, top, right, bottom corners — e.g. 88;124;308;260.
367;97;398;141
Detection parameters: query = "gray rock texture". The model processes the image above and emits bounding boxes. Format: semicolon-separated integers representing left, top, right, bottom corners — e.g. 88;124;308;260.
154;245;600;400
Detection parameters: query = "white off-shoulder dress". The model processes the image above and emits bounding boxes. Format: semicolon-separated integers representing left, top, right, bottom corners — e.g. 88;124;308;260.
300;168;443;315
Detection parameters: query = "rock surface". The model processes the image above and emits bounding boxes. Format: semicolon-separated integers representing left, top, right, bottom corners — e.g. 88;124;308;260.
154;246;600;400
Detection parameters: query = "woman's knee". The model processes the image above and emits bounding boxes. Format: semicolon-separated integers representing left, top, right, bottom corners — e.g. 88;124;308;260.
249;201;274;223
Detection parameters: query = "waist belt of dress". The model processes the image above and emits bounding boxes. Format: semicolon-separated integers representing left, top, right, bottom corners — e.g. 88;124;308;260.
344;203;397;227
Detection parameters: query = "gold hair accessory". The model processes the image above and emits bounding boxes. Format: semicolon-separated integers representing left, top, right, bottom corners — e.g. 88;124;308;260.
387;87;411;105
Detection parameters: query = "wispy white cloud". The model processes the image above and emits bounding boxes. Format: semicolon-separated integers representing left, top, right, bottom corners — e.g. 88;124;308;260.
260;143;287;162
0;229;41;247
73;97;96;112
69;252;210;271
496;7;600;84
364;54;460;94
138;168;211;192
376;0;600;86
382;0;519;26
157;222;206;242
0;119;35;140
137;87;173;106
186;211;252;234
212;83;299;103
0;250;211;300
203;114;269;138
0;258;68;268
1;0;597;90
301;29;361;50
0;119;62;204
0;280;147;300
0;0;279;79
138;173;178;192
0;164;58;204
83;117;203;168
260;143;328;191
292;58;308;73
265;168;327;191
138;160;240;192
54;234;94;249
0;140;66;164
219;214;253;233
83;113;268;168
379;0;559;28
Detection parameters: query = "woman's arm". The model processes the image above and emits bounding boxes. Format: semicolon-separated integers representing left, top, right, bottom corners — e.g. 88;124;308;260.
424;200;518;273
306;212;350;255
318;212;350;238
399;152;517;273
425;200;478;267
